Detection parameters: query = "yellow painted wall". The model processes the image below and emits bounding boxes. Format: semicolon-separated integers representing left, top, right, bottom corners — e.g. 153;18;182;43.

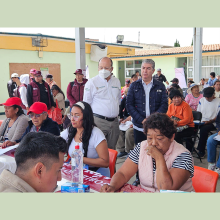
113;51;220;61
0;35;136;56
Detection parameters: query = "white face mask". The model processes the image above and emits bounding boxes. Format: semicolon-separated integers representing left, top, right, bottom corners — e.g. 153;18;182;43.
99;69;111;79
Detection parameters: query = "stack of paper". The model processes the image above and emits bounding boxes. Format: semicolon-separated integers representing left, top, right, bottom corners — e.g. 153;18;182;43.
119;121;133;131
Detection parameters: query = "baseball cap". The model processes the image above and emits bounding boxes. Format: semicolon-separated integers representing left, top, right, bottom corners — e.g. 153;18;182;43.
11;73;19;78
74;69;83;75
46;74;53;78
170;78;179;83
157;68;161;71
30;69;37;74
203;87;215;98
125;79;130;84
27;102;48;115
33;71;42;76
1;97;22;106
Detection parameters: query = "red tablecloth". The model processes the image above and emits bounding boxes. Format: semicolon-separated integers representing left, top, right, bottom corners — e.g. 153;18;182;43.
4;149;15;157
5;150;150;193
62;163;150;193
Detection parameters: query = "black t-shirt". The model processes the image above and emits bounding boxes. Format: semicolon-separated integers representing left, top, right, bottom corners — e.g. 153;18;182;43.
153;73;167;83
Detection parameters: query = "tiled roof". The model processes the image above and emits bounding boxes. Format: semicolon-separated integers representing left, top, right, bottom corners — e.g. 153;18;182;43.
135;44;220;56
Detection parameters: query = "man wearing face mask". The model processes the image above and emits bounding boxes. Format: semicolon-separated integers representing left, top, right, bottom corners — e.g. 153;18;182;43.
83;57;121;150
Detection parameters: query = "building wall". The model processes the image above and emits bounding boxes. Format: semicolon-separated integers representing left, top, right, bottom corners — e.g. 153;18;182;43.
0;49;100;113
114;56;178;86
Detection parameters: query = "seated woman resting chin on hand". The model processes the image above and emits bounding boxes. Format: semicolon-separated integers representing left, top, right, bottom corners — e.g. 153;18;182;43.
61;101;110;177
100;113;194;193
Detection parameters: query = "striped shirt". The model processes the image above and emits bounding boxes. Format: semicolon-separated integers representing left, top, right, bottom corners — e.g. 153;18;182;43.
129;143;194;177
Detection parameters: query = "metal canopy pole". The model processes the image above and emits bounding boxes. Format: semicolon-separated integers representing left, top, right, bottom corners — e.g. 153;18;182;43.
75;28;86;71
193;27;203;83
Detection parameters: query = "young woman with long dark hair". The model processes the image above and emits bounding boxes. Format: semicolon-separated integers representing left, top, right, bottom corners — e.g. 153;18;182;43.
60;101;110;177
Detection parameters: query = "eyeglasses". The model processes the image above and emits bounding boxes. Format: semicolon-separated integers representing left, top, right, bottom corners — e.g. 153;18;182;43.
35;75;42;78
67;114;80;121
29;112;46;118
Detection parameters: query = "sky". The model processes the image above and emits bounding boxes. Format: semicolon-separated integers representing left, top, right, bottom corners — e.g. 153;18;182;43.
0;27;220;47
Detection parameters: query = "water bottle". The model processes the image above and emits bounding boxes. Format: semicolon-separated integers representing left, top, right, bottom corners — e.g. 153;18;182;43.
71;143;83;185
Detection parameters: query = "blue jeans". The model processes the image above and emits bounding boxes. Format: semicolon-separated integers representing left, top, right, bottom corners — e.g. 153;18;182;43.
207;133;220;168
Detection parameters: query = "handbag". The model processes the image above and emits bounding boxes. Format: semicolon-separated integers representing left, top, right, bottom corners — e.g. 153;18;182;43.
48;100;63;125
0;119;10;143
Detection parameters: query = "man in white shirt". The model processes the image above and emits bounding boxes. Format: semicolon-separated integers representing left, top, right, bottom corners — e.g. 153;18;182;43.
83;57;121;150
197;87;220;158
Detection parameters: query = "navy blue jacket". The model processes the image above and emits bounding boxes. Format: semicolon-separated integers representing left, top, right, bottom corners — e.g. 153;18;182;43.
126;78;168;128
16;117;60;143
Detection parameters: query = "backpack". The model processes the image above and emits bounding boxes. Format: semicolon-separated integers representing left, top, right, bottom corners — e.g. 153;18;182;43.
70;81;74;88
13;84;27;98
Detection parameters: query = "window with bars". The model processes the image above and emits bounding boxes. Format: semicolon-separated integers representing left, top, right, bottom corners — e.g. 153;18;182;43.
125;60;142;78
188;55;220;79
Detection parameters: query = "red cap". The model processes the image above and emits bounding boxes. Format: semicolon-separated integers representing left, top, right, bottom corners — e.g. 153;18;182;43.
1;97;22;106
74;69;83;75
27;102;47;115
30;69;36;74
75;145;80;149
33;71;42;76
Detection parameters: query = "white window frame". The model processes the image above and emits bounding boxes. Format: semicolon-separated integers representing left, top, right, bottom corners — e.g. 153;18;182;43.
124;60;142;78
187;55;220;80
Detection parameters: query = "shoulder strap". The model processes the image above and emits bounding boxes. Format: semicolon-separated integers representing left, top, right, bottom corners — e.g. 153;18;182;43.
0;119;10;137
71;81;74;88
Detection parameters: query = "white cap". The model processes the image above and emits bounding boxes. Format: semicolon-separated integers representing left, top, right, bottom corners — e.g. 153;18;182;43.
11;73;19;78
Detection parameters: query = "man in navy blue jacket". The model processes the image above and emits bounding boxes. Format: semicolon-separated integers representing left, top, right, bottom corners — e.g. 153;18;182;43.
2;102;60;147
126;59;168;185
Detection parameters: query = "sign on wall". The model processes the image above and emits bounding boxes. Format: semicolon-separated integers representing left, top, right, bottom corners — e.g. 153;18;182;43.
40;67;49;79
175;67;187;88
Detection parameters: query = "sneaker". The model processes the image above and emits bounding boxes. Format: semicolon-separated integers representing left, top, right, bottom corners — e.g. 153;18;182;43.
208;163;216;171
215;167;220;176
197;151;206;159
117;151;128;158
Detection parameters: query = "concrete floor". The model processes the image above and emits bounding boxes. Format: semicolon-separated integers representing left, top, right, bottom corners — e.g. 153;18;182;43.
1;114;220;192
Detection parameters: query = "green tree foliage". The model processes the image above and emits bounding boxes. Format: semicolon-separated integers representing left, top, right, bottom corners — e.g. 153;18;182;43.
174;39;180;47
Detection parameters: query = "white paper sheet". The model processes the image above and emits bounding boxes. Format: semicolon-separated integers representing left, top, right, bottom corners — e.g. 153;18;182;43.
119;121;133;131
213;135;220;141
0;144;19;156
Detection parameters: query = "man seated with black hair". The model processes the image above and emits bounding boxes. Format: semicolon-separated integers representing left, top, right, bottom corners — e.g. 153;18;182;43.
2;102;60;148
208;72;217;87
0;132;67;192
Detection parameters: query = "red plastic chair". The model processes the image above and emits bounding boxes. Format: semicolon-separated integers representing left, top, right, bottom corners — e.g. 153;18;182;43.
108;149;118;178
192;166;219;192
0;120;3;126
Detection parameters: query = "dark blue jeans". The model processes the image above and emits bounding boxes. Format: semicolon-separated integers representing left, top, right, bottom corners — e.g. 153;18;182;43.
207;133;220;168
133;129;147;145
197;123;215;153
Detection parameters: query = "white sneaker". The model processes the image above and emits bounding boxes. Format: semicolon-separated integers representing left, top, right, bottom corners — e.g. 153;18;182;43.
214;167;220;176
208;163;216;171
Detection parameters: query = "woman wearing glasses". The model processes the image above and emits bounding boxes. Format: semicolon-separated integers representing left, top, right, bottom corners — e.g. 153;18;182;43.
60;101;110;177
0;97;29;148
2;102;60;148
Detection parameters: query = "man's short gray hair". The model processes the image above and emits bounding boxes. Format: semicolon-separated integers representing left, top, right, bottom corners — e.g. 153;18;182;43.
141;59;155;69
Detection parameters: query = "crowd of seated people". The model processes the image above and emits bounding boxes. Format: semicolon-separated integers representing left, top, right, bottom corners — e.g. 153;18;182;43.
2;59;220;193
